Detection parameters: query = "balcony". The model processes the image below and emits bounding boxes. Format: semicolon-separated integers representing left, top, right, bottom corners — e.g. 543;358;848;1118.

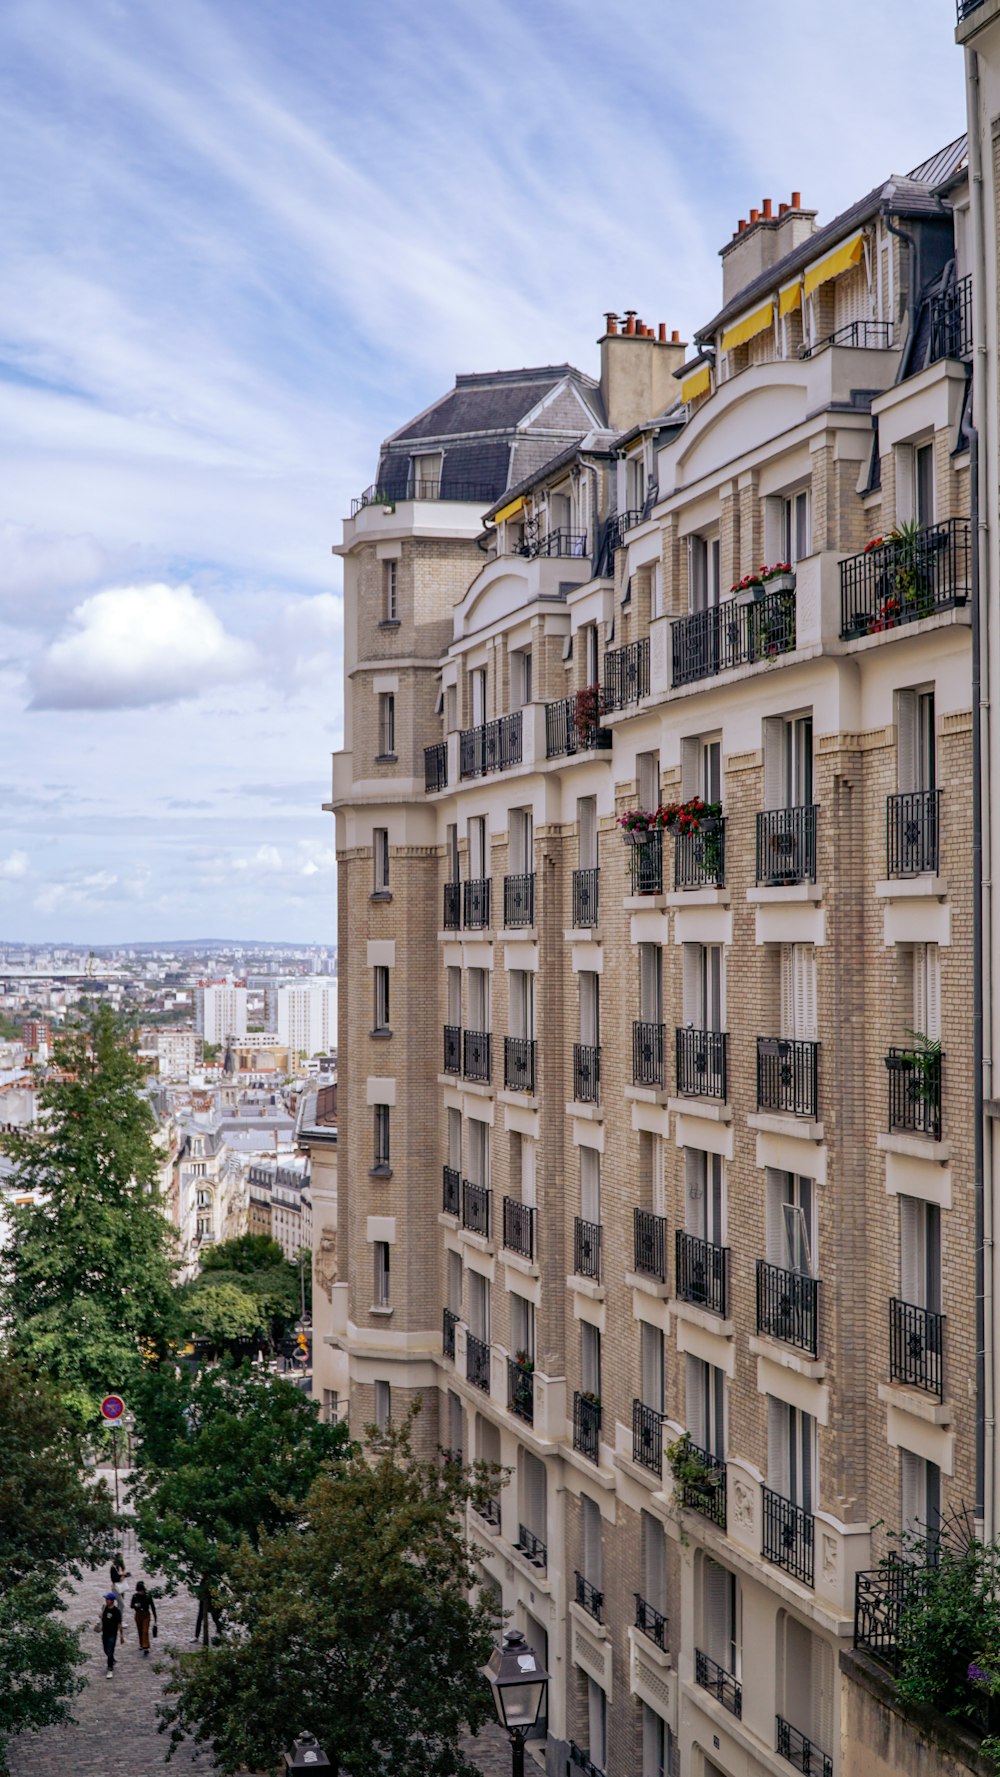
634;1594;668;1652
633;1208;667;1282
762;1487;815;1587
853;1559;935;1667
544;694;611;758
929;272;972;363
673;1438;727;1527
674;818;725;890
886;788;940;878
503;872;535;927
503;1035;536;1094
424;742;447;793
676;1026;727;1100
351;476;500;516
507;1356;534;1424
462;876;491;929
671;587;795;689
603;637;650;711
886;1044;942;1141
442;1164;461;1217
756;1261;819;1356
632;1399;663;1476
524;526;587;559
840;518;970;640
475;1495;501;1530
443;1025;461;1076
675;1230;729;1317
802;318;893;358
442;1306;458;1360
461;1179;491;1239
958;0;988;17
630;831;663;895
443;881;461;930
459;712;522;779
573;1216;602;1282
466;1332;491;1393
889;1297;944;1397
573;1042;601;1104
573;1390;601;1462
568;1744;606;1777
609;508;642;550
633;1020;666;1088
756;805;817;885
572;866;600;927
502;1197;536;1261
776;1716;832;1777
757;1037;819;1119
695;1649;742;1719
574;1571;604;1623
515;1524;547;1569
462;1029;491;1083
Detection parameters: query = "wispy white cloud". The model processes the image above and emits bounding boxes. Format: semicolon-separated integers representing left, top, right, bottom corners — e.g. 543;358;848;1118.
29;583;258;710
0;850;29;880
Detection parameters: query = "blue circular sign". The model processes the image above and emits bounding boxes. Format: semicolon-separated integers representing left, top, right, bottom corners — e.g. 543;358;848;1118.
100;1395;125;1421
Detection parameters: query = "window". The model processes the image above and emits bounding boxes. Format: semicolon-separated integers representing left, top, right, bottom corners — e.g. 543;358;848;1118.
510;807;534;874
684;1149;726;1244
584;624;600;686
521;1448;547;1542
468;1116;490;1189
520;1135;537;1207
682;943;724;1030
323;1388;340;1425
447;1248;463;1315
468;967;489;1034
509;970;534;1040
900;1448;941;1547
686;1354;726;1457
771;490;811;564
900;1196;941;1312
681;733;722;804
689;534;721;612
640;1321;664;1412
377;692;396;758
701;1556;739;1677
642;1705;675;1777
446;966;462;1028
511;1291;535;1363
445;682;457;732
778;1613;835;1756
510;648;533;708
579;971;600;1046
382;558;398;623
410;451;442;497
763;713;813;809
373;1241;391;1306
468;1270;490;1342
639;943;663;1024
470;668;487;727
766;1171;816;1274
374;1380;391;1430
637;749;661;809
897;689;936;793
446;823;459;882
447;1389;463;1459
586;1678;608;1773
911;942;942;1042
373;1104;390;1170
580;1147;601;1224
581;1322;601;1397
915;442;935;529
581;1493;603;1591
373;966;390;1033
468;814;486;880
627;452;646;512
780;944;818;1042
768;1399;816;1511
651;562;665;620
373;828;390;892
641;1511;666;1614
578;796;598;870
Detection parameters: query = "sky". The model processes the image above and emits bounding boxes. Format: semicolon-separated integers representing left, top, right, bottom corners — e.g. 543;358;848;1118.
0;0;966;943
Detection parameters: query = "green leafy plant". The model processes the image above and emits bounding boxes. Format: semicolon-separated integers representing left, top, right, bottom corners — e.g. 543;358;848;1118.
882;1520;1000;1743
666;1433;722;1503
901;1030;943;1105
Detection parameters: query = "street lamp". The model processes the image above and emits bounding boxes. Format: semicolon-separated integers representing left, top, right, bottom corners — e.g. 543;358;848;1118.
482;1628;550;1777
281;1730;333;1774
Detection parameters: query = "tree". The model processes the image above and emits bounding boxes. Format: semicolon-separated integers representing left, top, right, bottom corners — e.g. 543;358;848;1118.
159;1415;502;1777
0;1003;178;1429
183;1282;266;1352
130;1361;348;1599
178;1234;305;1351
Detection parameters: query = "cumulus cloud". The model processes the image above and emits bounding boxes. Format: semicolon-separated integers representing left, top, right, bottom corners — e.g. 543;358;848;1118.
28;582;258;710
0;849;29;879
299;843;337;877
234;843;284;873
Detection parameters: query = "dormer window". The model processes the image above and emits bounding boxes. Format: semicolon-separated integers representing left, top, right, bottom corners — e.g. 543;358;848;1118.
409;452;442;499
626;453;646;514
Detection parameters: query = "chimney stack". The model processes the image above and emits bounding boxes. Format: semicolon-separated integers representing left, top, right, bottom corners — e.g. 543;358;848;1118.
598;313;690;428
721;189;817;304
762;198;773;219
791;191;802;209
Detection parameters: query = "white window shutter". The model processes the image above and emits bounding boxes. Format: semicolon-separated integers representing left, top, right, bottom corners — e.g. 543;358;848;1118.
651;1136;666;1217
780;946;795;1039
768;1396;790;1495
680;735;700;799
900;1448;923;1541
912;944;927;1039
899;1195;921;1303
522;1139;536;1208
685;1354;707;1447
814;1636;835;1754
895;445;915;524
781;1613;812;1734
682;944;701;1025
702;1556;728;1665
763;716;787;809
793;945;817;1041
766;1170;787;1265
764;495;784;563
896;689;917;794
925;946;941;1042
684;1149;705;1235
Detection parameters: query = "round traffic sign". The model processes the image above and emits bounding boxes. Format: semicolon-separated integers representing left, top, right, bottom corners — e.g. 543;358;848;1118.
100;1395;126;1421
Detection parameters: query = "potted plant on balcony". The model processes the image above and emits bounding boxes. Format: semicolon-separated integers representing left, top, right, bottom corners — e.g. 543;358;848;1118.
574;682;605;744
889;519;937;621
661;795;724;879
666;1433;721;1505
732;571;766;607
618;807;662;847
760;560;796;593
887;1031;942;1106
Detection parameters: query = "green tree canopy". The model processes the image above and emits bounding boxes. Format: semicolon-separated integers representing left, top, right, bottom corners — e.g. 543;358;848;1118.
182;1281;268;1351
0;1003;178;1429
159;1415;502;1777
177;1233;304;1351
200;1234;286;1274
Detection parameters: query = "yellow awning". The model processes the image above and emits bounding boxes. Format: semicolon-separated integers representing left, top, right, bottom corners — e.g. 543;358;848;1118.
681;364;711;402
493;495;524;525
802;231;865;298
721;300;774;354
778;282;802;317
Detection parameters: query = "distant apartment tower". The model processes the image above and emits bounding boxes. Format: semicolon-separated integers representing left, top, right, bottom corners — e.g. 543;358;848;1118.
266;981;337;1059
194;979;248;1045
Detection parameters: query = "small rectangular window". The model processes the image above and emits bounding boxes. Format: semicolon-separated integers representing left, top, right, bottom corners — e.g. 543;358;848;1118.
373;1104;390;1169
915;443;935;529
383;558;398;622
374;1241;391;1306
374;1379;391;1429
373;828;390;891
378;693;396;758
581;1321;601;1397
373;966;390;1032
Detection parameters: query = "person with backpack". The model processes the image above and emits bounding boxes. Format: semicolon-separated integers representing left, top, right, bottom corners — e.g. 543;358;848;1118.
99;1593;123;1678
129;1579;157;1656
109;1552;130;1612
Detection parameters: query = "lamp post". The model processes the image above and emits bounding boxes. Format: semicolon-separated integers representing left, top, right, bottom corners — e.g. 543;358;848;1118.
482;1628;550;1777
280;1730;333;1774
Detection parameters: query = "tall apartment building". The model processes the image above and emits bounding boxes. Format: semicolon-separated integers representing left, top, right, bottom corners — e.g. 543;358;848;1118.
194;978;248;1045
329;140;976;1777
265;979;338;1058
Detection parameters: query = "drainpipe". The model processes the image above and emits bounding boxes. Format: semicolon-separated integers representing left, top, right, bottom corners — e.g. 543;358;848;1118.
966;39;993;1536
882;208;919;375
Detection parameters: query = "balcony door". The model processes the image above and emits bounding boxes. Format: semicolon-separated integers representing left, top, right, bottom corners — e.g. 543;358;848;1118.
768;1399;815;1512
468;1115;490;1191
764;715;812;809
686;1354;726;1459
780;944;817;1043
470;668;486;727
468;815;486;880
638;749;661;810
685;1149;726;1245
468;1271;490;1343
701;1555;739;1677
509;970;534;1041
897;689;936;794
641;1322;664;1413
579;972;600;1047
689;535;720;613
683;943;724;1031
578;796;597;870
510;808;533;875
900;1197;941;1314
766;1170;816;1276
580;1147;601;1225
779;1613;834;1761
639;943;663;1025
468;968;489;1036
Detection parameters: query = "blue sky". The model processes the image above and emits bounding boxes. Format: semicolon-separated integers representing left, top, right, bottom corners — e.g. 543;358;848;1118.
0;0;965;941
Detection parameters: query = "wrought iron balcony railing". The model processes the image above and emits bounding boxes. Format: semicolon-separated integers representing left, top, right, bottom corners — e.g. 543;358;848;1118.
461;1179;491;1239
776;1716;832;1777
762;1487;815;1587
673;1439;727;1527
632;1398;663;1475
459;711;522;779
756;1261;819;1356
958;0;988;18
630;830;663;894
443;881;461;930
466;1331;491;1393
886;1044;942;1140
573;1042;601;1104
503;1035;536;1094
475;1495;501;1529
633;1208;667;1282
603;637;650;710
574;1571;604;1622
675;1230;729;1316
890;1297;944;1397
351;476;500;516
462;876;491;929
633;1019;666;1088
503;872;535;928
443;1025;461;1075
695;1649;742;1718
802;319;894;356
676;1025;727;1100
574;1216;602;1282
442;1306;458;1359
929;272;972;362
674;818;725;889
442;1164;461;1217
572;866;600;927
757;1037;819;1119
516;1524;547;1569
756;804;817;885
634;1594;668;1651
840;517;970;640
853;1560;936;1669
573;1391;601;1462
544;696;611;758
524;526;588;559
672;587;795;688
502;1197;536;1261
568;1743;606;1777
424;742;447;792
507;1356;534;1424
462;1029;492;1083
887;788;940;878
609;508;642;549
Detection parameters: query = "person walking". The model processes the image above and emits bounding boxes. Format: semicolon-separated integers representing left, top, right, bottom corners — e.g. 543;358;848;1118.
129;1579;157;1656
109;1552;130;1612
193;1571;220;1644
99;1593;123;1679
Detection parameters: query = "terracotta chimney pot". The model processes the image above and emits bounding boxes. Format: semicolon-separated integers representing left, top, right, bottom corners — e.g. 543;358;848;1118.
791;191;802;209
604;311;619;334
749;208;760;225
779;202;789;216
671;329;680;344
738;219;747;234
657;322;667;342
762;198;773;219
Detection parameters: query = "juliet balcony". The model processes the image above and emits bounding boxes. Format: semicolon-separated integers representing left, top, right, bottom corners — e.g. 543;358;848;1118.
776;1716;832;1777
671;586;795;689
886;788;940;878
442;1164;461;1217
503;1035;536;1094
572;1390;601;1462
573;1216;602;1283
633;1020;666;1089
442;1306;458;1359
886;1043;943;1141
762;1487;815;1588
462;876;491;930
676;1026;727;1101
634;1595;668;1652
757;1037;820;1120
502;1197;536;1261
674;818;725;890
574;1571;604;1623
695;1649;741;1719
840;517;970;641
502;872;534;928
459;712;522;780
443;1025;461;1076
603;638;650;711
633;1208;667;1283
632;1399;664;1476
630;832;663;896
756;804;817;886
507;1355;534;1424
756;1260;819;1357
461;1179;491;1239
466;1332;491;1393
573;1042;601;1104
462;1029;492;1084
675;1230;729;1317
545;694;612;759
889;1297;944;1398
572;867;599;927
424;741;447;792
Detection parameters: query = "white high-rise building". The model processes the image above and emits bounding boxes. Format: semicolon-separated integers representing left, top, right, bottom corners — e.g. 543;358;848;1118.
194;978;248;1046
271;981;337;1060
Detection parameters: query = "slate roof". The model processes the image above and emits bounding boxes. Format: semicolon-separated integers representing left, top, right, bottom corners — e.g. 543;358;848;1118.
391;366;599;443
